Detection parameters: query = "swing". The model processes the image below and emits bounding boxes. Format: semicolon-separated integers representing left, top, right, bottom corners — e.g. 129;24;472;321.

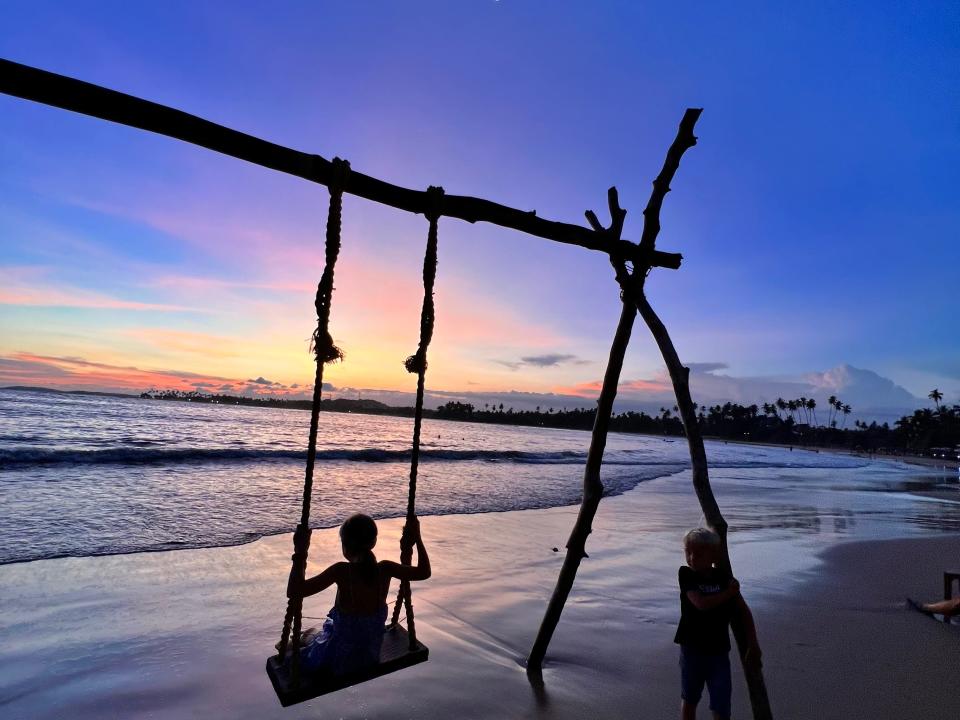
266;161;443;706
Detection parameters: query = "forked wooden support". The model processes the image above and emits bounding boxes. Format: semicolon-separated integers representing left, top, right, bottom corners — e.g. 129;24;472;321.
629;108;772;720
526;187;636;673
527;109;774;720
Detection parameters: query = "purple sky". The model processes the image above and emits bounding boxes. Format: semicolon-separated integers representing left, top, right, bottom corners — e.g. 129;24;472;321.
1;2;957;414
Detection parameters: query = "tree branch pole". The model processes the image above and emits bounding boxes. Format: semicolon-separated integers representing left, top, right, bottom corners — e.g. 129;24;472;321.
630;109;774;720
527;189;634;674
0;58;680;271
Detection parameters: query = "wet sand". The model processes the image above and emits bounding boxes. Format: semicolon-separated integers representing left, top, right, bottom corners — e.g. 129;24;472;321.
2;466;959;719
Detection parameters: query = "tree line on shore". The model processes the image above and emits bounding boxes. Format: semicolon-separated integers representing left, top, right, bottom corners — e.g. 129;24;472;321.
435;392;958;456
141;389;958;457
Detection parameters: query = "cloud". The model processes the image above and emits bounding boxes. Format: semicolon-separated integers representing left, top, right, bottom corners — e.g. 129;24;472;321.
559;363;923;421
557;377;671;398
148;275;312;293
802;365;918;408
0;266;203;313
0;348;926;423
687;362;729;374
0;352;311;398
122;328;244;359
522;353;587;367
495;353;590;371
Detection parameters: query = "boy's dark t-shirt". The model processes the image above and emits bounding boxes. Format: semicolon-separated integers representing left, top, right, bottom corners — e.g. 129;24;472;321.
673;565;734;653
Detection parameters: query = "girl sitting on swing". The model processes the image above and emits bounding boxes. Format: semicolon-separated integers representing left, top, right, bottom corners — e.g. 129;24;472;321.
286;513;431;675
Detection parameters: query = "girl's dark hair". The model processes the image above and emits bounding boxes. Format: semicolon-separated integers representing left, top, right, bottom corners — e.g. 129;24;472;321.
340;514;378;582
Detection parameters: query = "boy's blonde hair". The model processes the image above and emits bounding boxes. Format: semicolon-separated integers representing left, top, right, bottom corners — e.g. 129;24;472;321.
683;527;721;548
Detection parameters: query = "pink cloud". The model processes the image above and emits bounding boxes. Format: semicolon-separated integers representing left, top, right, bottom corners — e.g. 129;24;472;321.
0;352;310;397
0;288;197;312
120;328;245;359
147;274;314;293
555;377;671;398
0;266;201;312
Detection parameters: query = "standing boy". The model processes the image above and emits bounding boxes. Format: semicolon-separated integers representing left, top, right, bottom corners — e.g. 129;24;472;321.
675;528;761;720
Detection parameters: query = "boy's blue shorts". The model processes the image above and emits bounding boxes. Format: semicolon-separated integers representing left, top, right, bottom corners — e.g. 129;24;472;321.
679;645;731;718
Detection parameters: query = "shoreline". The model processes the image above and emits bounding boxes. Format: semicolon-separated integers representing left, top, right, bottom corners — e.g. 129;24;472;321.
6;387;951;467
3;467;960;719
4;438;954;569
705;434;960;470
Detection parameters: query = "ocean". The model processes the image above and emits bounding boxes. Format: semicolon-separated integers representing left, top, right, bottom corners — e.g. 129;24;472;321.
1;388;958;566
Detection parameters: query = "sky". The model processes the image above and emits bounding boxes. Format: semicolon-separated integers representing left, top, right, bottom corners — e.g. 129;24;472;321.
1;2;958;416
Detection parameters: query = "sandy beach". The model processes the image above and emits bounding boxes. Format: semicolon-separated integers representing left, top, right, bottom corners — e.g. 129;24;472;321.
3;3;958;719
3;462;959;720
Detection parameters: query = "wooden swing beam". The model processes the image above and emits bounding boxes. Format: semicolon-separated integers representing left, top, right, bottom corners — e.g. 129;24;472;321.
0;58;680;271
1;57;773;718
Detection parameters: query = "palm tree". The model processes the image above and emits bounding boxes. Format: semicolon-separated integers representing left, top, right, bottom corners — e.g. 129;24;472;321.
807;398;817;426
776;398;787;418
841;404;852;428
929;388;943;411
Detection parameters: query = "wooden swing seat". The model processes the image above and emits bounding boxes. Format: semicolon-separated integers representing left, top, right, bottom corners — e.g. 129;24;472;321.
266;625;428;706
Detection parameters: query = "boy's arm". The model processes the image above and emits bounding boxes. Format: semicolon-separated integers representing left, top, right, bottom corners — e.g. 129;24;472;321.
686;578;740;611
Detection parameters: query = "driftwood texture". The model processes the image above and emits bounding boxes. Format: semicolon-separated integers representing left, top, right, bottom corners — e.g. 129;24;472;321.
629;110;774;720
527;109;773;720
0;58;680;271
527;188;635;673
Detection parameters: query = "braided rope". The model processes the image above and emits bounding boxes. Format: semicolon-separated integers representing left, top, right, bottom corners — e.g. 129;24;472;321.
390;186;444;647
276;158;350;684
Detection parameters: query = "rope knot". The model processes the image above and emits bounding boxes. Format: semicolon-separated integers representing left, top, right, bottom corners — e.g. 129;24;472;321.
425;185;445;222
307;160;349;365
328;157;351;195
310;329;344;364
404;350;428;375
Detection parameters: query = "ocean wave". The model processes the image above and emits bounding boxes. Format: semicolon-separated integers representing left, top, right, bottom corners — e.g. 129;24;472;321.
710;459;869;470
0;445;869;470
0;464;684;565
0;446;597;467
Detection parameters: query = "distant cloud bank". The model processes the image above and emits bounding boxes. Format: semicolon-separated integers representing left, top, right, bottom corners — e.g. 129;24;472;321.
0;351;937;423
0;352;332;397
332;364;929;423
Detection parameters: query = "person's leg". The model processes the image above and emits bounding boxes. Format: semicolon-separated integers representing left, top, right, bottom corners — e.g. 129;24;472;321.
680;646;706;720
924;597;960;616
705;652;732;720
